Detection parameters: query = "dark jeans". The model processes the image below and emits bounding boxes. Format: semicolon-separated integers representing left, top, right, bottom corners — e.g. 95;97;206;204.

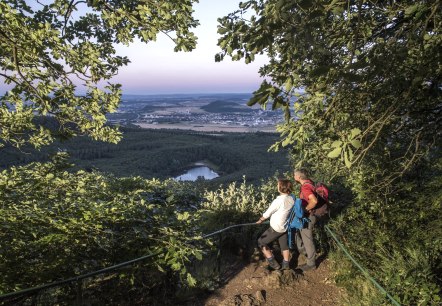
258;227;289;251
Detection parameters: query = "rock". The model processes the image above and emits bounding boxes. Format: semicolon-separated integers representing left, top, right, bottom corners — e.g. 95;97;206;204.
254;290;266;304
263;270;300;288
264;271;282;288
280;269;301;285
251;248;261;262
219;291;266;306
252;255;261;262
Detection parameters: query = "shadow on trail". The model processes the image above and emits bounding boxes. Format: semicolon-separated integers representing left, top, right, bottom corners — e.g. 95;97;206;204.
179;209;337;306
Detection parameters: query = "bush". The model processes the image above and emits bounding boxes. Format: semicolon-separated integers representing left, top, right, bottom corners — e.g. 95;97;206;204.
327;157;442;305
0;154;206;301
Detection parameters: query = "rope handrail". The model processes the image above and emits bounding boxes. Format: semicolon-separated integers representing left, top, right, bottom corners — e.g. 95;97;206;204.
324;225;401;306
0;222;268;301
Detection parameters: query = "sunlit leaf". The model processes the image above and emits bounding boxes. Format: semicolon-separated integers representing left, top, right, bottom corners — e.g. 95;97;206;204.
327;147;342;158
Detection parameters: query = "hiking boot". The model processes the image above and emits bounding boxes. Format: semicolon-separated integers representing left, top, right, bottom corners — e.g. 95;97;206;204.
281;261;290;270
297;264;316;272
267;259;281;270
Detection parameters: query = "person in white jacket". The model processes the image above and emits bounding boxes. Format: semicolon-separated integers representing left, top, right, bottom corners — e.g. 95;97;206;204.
256;178;294;270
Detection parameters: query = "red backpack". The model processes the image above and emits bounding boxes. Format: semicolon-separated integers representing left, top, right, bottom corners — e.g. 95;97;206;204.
302;182;330;217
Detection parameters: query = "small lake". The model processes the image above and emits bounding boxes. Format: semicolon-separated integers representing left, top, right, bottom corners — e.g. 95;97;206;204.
174;166;219;181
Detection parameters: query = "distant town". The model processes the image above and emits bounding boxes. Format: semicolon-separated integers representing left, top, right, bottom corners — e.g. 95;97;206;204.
107;93;284;133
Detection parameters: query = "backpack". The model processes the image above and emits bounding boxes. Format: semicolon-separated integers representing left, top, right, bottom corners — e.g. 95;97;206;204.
302;182;330;217
287;196;309;248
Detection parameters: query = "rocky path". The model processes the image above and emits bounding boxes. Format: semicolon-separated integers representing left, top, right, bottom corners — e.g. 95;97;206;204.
203;254;346;306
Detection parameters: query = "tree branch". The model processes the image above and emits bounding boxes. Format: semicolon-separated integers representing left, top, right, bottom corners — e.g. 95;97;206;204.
12;46;46;103
0;72;20;86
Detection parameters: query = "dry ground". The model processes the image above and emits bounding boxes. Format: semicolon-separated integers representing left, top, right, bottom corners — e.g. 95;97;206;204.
203;255;346;306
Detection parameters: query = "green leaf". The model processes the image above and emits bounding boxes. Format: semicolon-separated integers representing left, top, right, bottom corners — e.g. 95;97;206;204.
171;262;181;271
344;148;351;168
327;147;342;158
331;140;342;148
281;137;292;147
348;146;354;160
405;4;419;17
350;139;362;149
350;128;361;139
194;251;203;261
269;143;280;152
285;78;292;92
186;273;197;287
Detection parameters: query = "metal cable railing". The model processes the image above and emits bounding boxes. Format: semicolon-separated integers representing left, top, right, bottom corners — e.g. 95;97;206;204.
0;222;267;304
0;250;163;301
324;225;401;306
1;222;401;306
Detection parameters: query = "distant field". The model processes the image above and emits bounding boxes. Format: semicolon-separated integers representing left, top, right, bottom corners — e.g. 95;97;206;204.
135;123;276;133
109;93;283;130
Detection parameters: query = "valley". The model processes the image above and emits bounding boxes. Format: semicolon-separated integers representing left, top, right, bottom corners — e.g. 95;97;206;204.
107;93;283;132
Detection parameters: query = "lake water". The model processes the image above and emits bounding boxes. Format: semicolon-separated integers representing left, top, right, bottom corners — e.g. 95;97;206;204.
174;166;219;181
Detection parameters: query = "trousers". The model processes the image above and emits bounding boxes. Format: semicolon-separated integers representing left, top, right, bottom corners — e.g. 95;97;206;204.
258;226;289;251
295;214;317;266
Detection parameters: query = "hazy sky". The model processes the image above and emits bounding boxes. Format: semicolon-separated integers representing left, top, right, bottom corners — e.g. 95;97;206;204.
114;0;267;94
0;1;267;96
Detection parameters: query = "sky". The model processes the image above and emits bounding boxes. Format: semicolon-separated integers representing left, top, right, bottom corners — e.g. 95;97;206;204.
0;1;267;96
113;0;267;94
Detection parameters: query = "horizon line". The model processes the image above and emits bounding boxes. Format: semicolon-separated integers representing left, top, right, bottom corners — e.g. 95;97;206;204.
121;92;254;96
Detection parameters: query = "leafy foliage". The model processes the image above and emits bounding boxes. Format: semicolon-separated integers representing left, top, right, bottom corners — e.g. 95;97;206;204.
0;0;199;148
202;176;276;215
0;155;288;303
217;0;441;179
218;1;442;304
0;153;206;295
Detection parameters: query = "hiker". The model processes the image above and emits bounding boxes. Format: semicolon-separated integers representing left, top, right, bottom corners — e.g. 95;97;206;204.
256;178;294;270
293;168;318;271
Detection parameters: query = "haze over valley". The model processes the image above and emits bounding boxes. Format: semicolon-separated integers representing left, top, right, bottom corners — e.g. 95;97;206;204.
107;93;283;133
1;95;290;184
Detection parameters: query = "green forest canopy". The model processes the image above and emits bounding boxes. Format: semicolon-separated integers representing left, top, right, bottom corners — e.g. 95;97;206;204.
217;0;441;184
0;0;199;148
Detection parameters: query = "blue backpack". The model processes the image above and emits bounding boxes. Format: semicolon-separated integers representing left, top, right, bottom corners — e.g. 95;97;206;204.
287;196;309;248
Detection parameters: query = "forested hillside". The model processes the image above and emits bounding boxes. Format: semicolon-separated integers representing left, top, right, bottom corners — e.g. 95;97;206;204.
0;127;290;184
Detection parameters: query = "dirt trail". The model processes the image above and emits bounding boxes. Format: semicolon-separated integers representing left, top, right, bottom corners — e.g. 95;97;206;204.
203;255;346;306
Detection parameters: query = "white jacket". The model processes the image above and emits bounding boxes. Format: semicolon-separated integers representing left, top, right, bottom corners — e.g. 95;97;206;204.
263;194;294;233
